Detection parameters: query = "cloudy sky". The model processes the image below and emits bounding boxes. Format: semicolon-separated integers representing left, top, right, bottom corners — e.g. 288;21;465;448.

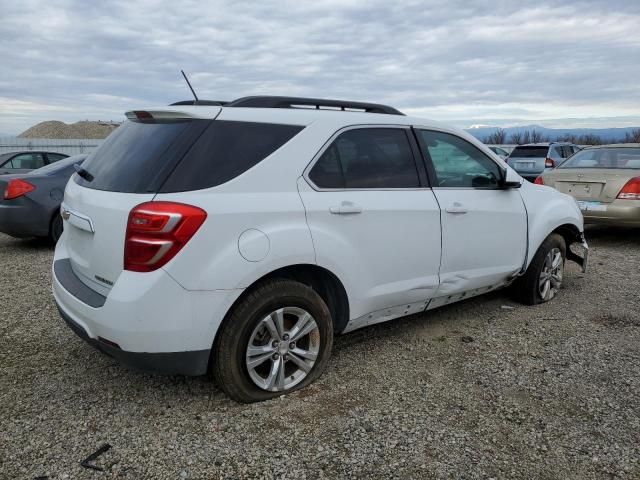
1;0;639;134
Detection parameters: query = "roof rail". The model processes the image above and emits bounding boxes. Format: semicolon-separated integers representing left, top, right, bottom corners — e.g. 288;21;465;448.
225;96;404;115
169;100;228;106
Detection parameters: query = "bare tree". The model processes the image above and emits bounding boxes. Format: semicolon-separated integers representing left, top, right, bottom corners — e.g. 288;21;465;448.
558;133;578;144
521;131;531;144
509;132;523;145
623;128;640;143
485;128;506;144
530;130;546;143
578;134;603;145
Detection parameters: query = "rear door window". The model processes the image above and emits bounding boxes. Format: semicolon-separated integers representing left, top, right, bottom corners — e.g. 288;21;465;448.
46;153;68;163
308;128;420;189
6;153;46;170
32;155;85;175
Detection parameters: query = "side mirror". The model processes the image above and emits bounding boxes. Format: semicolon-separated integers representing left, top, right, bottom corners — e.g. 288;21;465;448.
501;168;523;189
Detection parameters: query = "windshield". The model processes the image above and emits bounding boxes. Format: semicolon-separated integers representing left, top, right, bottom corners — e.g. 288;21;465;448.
31;154;87;175
509;146;548;158
559;148;640;169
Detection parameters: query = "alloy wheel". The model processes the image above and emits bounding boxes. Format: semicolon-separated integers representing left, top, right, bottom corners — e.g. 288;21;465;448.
539;247;563;301
245;307;320;392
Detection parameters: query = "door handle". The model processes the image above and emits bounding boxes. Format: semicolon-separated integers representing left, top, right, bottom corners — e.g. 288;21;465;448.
329;201;363;215
445;202;468;214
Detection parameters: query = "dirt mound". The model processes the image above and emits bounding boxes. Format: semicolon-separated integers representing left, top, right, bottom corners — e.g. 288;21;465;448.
18;120;121;139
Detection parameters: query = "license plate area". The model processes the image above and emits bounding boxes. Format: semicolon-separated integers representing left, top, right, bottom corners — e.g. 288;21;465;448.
515;161;536;169
577;200;607;212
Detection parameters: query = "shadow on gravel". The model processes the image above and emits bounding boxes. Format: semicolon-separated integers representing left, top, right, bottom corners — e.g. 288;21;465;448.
592;313;640;327
0;235;53;251
585;225;640;245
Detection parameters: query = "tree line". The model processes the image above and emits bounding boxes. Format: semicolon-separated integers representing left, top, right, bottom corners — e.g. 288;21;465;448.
483;128;640;145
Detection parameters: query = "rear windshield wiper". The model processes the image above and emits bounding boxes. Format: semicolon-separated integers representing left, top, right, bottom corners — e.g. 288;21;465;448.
74;164;94;182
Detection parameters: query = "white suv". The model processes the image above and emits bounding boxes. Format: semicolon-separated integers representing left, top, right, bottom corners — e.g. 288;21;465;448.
53;96;588;402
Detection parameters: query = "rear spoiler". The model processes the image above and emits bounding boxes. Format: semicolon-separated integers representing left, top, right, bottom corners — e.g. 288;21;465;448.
125;107;221;121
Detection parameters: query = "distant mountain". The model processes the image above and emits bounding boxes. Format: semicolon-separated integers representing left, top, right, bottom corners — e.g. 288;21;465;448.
466;124;639;143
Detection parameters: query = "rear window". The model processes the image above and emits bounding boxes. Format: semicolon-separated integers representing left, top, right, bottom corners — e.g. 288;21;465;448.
510;146;548;158
75;119;303;193
560;148;640;169
75;120;209;193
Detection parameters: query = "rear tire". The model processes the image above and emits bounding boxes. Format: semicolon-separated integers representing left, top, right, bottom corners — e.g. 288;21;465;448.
50;213;63;243
513;233;566;305
213;279;333;403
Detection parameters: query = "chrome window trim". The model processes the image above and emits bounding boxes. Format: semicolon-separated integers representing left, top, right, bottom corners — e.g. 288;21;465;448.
302;124;429;192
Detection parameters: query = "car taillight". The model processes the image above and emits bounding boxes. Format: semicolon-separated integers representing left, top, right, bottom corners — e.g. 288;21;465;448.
534;176;544;185
545;157;555;168
617;177;640;200
124;202;207;272
4;179;35;200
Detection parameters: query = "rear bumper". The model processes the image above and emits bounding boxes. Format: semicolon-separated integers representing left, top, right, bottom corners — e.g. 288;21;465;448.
582;200;640;227
0;201;51;237
56;304;211;375
52;251;244;376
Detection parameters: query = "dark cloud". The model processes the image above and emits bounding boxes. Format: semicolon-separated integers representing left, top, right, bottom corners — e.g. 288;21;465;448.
1;0;639;133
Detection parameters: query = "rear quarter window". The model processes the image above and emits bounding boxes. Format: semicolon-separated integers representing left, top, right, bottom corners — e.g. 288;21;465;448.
160;121;304;192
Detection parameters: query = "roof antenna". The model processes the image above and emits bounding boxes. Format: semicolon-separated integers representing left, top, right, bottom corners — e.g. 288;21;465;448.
181;70;199;104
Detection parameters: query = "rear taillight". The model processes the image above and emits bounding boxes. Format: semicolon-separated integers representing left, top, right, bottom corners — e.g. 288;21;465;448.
4;179;35;200
545;157;555;168
124;202;207;272
617;177;640;200
534;176;544;185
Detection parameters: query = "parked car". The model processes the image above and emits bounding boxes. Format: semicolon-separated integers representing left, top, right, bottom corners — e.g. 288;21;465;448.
537;144;640;226
52;96;588;403
507;142;580;181
0;151;69;175
0;154;87;242
487;145;510;159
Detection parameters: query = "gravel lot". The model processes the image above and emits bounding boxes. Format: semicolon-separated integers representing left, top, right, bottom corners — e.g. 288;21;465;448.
1;227;639;479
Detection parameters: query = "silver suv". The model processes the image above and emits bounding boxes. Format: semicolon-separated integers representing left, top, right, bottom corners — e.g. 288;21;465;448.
507;142;580;181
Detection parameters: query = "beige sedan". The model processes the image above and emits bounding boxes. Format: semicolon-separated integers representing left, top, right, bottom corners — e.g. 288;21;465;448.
538;144;640;226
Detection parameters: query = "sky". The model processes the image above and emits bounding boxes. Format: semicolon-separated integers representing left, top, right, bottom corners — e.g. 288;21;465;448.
1;0;639;135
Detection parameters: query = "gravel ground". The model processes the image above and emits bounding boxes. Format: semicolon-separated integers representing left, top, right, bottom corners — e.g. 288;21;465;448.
1;227;639;479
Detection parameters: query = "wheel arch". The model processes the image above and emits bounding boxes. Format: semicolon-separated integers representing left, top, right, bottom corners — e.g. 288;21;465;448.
526;221;585;272
551;223;581;249
216;263;350;342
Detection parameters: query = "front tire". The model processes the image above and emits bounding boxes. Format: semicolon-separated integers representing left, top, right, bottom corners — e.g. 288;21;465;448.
213;279;333;403
513;233;566;305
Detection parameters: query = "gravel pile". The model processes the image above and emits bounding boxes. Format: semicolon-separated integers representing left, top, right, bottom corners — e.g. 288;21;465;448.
0;226;638;479
18;120;120;139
